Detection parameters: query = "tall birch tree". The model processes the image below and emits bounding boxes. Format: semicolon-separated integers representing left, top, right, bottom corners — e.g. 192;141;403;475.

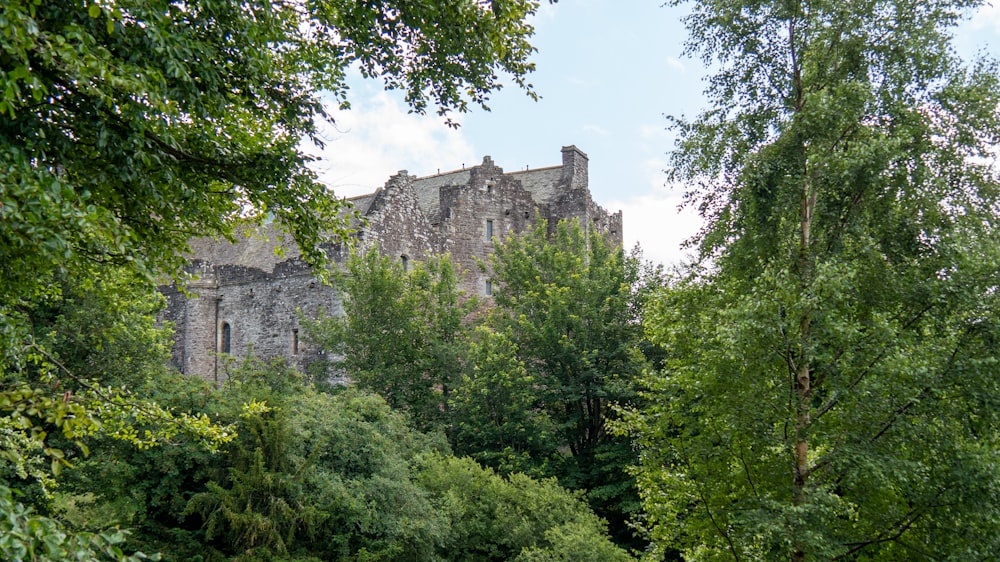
623;1;1000;559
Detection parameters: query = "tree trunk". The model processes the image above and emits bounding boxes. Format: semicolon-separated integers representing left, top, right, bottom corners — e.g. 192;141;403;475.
792;158;816;562
788;11;813;559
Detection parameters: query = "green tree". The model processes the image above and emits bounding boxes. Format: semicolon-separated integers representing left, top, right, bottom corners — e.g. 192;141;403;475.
0;485;153;562
62;369;260;561
623;0;1000;559
486;218;660;548
0;269;177;514
0;269;236;514
417;454;634;562
449;325;560;476
70;354;629;560
305;251;475;432
115;357;451;561
18;269;174;390
2;1;548;554
124;355;630;562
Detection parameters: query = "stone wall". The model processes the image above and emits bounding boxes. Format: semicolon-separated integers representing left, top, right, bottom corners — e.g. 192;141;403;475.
438;156;542;295
162;146;622;382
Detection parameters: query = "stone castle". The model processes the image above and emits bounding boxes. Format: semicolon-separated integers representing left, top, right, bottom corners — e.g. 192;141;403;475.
161;146;622;382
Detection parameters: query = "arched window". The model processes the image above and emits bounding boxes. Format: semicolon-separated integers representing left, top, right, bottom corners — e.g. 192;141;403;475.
401;254;409;272
220;322;231;354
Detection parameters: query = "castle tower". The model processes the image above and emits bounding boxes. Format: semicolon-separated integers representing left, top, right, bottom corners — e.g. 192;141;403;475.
181;263;220;382
560;145;589;189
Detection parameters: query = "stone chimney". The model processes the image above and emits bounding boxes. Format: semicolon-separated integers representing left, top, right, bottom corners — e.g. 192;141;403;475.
560;145;589;189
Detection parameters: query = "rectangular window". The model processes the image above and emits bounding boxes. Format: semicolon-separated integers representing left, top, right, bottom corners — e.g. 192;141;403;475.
220;322;231;354
485;280;493;297
292;329;299;355
485;219;494;240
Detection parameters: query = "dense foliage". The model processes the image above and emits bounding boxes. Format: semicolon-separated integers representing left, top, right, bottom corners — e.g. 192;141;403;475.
621;0;1000;560
310;220;663;550
483;220;661;547
305;252;475;432
0;270;236;503
68;358;631;561
0;485;153;562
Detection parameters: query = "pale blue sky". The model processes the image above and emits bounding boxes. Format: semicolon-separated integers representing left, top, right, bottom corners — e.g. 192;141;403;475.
309;0;1000;266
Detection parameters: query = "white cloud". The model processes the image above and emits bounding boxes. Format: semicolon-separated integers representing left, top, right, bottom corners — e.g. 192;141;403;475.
608;154;701;267
582;124;609;136
304;91;477;197
665;56;686;72
638;124;672;143
608;188;701;268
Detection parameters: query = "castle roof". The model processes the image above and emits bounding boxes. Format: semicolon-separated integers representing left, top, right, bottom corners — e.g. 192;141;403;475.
186;222;299;272
183;146;596;272
411;168;470;223
508;165;564;203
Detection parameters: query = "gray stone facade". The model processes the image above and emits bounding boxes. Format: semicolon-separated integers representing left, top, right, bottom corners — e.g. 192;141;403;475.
161;146;622;382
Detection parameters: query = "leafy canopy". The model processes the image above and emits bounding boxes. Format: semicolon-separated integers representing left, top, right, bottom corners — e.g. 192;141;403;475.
622;0;1000;560
483;218;661;549
305;219;661;551
85;355;630;562
304;251;475;432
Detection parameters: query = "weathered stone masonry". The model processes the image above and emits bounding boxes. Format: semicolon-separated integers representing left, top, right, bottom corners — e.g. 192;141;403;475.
162;146;623;382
